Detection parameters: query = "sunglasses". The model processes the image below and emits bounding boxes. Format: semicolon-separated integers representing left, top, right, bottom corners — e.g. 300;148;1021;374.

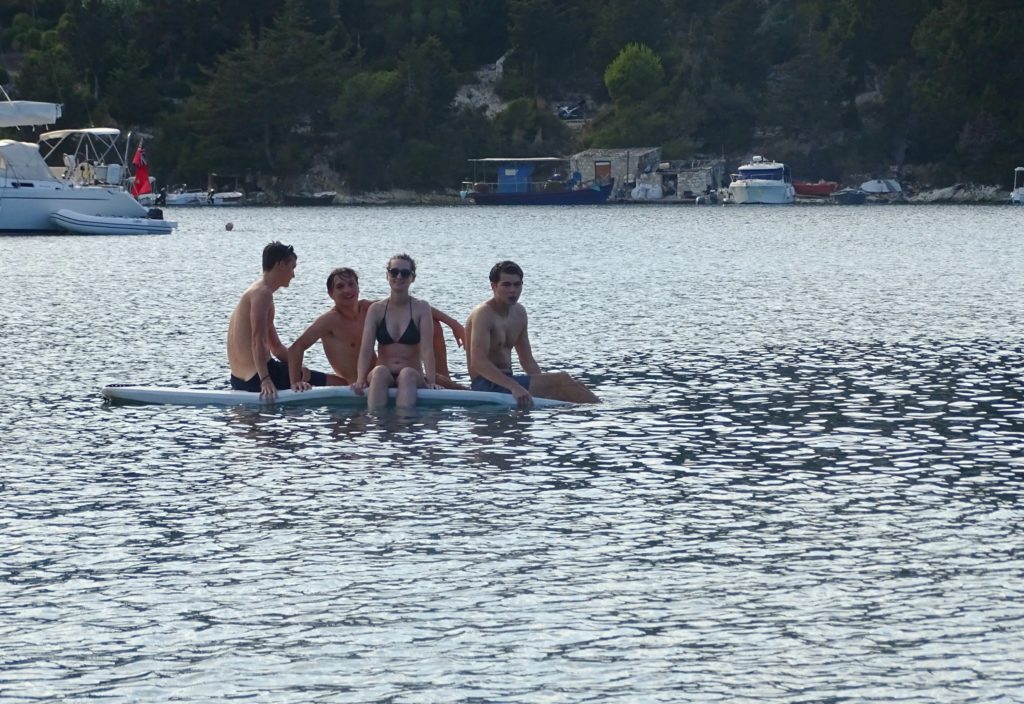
387;267;414;279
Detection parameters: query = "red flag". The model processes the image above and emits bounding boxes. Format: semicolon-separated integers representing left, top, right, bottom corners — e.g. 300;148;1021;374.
130;143;152;197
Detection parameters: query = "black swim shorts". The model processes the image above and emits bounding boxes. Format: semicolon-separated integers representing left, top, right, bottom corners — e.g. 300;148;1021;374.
230;358;327;392
470;373;531;394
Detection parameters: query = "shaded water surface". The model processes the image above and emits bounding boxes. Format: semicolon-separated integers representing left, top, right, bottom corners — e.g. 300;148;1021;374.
2;205;1023;701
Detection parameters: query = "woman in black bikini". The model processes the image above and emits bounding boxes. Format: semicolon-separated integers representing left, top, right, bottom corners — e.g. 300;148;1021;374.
351;253;442;408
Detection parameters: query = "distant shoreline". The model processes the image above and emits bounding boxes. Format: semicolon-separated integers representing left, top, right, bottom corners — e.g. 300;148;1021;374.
312;185;1014;206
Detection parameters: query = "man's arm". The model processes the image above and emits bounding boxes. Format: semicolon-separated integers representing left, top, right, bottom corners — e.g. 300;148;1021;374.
287;315;327;391
430;306;466;347
268;319;289;361
248;289;276;398
417;301;439;387
513;318;542;375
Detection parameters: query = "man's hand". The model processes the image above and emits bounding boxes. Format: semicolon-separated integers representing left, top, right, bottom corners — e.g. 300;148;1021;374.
350;379;368;396
259;377;277;400
291;380;311;392
511;383;533;409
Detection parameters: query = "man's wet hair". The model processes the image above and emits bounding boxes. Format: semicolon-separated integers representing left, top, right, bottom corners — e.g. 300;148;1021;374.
327;267;359;292
262;241;296;272
388;253;416;273
489;260;524;282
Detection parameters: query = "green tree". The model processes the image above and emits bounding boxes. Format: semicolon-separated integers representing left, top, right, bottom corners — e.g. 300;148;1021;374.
508;0;591;88
183;0;341;172
492;97;571;155
910;0;1024;180
604;43;663;105
332;69;404;189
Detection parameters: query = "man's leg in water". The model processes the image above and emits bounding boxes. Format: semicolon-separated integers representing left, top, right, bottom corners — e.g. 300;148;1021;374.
528;372;600;403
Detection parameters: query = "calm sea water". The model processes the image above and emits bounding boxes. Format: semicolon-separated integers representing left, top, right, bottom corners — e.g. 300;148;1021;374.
2;204;1023;702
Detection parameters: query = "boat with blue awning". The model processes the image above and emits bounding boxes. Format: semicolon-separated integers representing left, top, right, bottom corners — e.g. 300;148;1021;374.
460;157;613;205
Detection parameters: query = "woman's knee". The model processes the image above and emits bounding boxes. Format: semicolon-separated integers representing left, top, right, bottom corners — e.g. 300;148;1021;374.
397;367;422;385
369;366;395;384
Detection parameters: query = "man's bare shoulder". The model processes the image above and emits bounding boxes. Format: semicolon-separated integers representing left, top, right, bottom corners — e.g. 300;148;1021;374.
233;280;264;312
468;300;496;324
312;308;343;332
246;280;274;306
510;301;528;318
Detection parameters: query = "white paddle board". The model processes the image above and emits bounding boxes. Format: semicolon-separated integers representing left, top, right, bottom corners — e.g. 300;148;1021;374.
101;384;568;408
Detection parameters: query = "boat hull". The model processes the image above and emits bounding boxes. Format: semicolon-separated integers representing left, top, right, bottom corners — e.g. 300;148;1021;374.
0;182;148;234
165;191;209;206
831;188;867;205
51;208;175;236
469;181;613;205
728;180;795;204
794;181;838;197
283;192;337;206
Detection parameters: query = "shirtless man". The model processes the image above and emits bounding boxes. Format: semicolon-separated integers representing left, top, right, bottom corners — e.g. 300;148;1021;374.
466;260;600;407
287;266;465;389
227;241;332;399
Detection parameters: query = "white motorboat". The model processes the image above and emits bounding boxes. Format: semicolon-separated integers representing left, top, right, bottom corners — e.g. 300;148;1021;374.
211;190;244;205
163;186;210;206
1011;167;1024;205
146;185;244;207
727;155;795;204
1;95;171;235
51;208;175;235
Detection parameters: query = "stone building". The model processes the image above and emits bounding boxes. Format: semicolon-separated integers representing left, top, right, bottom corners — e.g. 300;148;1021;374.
570;148;726;201
570;147;661;196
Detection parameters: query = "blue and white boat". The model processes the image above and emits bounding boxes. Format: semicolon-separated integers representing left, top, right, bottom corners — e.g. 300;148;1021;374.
460;157;613;205
727;156;795;204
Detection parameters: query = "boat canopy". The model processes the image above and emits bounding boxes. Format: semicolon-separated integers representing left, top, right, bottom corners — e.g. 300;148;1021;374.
737;166;785;180
0;100;62;128
38;127;126;169
860;179;902;194
0;139;59;181
468;157;565;163
39;127;121;141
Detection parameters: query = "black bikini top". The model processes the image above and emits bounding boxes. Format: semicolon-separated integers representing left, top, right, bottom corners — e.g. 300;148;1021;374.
375;300;420;345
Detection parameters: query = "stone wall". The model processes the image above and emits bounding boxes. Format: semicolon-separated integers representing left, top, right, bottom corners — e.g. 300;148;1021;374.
571;148;661;187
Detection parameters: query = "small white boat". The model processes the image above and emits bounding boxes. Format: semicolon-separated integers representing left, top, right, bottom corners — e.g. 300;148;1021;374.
1011;167;1024;205
727;156;795;204
211;190;244;205
163;186;210;206
50;208;175;236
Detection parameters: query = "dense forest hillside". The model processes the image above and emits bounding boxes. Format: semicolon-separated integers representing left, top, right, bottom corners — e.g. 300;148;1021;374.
2;0;1023;193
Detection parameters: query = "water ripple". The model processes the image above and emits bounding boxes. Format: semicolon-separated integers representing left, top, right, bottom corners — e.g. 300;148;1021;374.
3;206;1024;701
